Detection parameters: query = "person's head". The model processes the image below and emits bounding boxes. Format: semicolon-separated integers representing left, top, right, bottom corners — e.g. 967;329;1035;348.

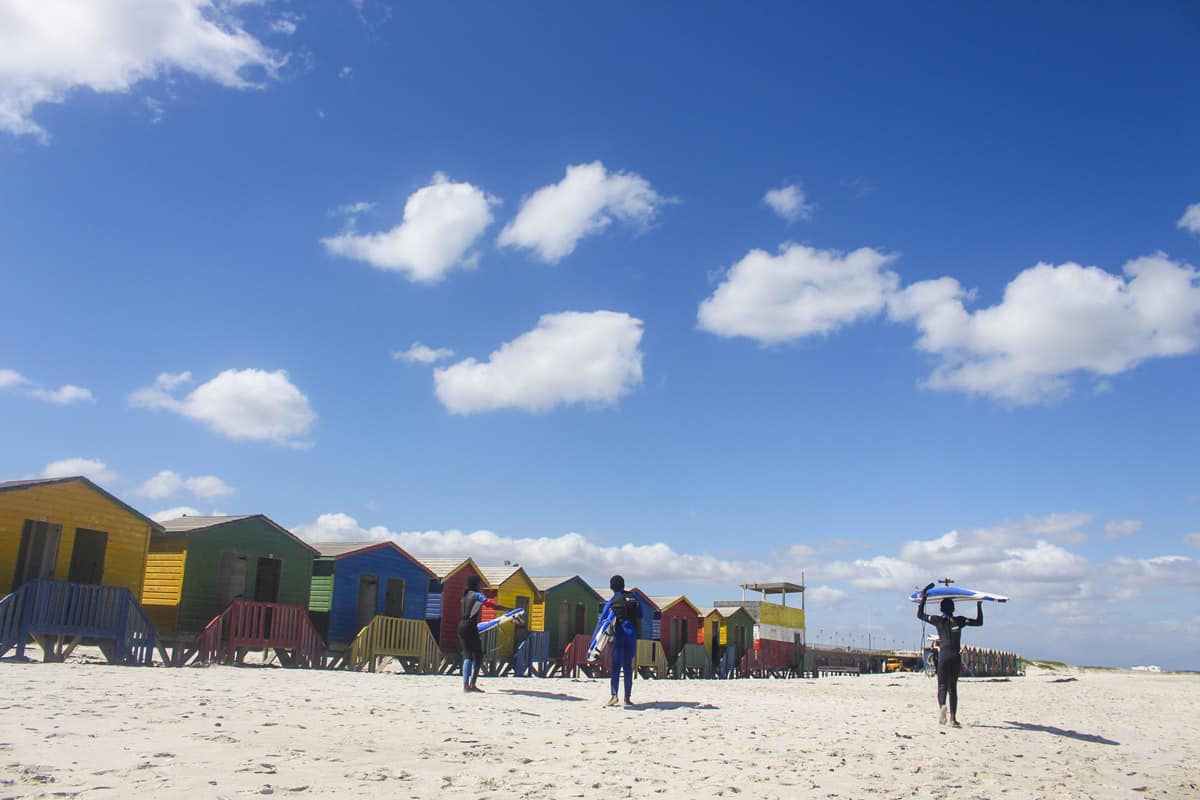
610;575;625;592
466;575;482;592
940;598;955;615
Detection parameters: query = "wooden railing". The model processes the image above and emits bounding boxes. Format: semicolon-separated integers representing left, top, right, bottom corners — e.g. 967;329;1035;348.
672;642;712;678
739;639;799;677
562;632;611;677
635;639;668;678
0;579;156;665
196;599;324;669
718;645;740;678
346;614;440;673
512;631;549;676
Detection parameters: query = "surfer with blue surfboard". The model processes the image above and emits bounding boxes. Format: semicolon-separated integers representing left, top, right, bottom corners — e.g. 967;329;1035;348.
916;581;984;727
459;575;521;694
589;575;643;707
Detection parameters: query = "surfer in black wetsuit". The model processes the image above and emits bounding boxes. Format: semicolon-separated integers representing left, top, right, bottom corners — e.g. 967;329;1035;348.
918;582;982;727
458;575;497;693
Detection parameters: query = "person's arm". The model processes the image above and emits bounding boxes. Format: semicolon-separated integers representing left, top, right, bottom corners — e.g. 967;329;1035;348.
917;582;935;623
964;601;983;626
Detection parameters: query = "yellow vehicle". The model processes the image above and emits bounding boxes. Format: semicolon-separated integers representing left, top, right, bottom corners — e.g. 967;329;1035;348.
884;657;906;673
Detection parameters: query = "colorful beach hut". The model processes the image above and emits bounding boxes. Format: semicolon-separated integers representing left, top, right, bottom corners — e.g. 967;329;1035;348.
142;514;322;666
532;575;602;659
0;476;160;664
699;605;755;677
478;564;542;659
307;541;436;647
417;557;494;657
649;595;703;663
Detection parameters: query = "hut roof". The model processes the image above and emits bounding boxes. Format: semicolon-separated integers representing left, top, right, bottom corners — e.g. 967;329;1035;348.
0;475;164;533
649;595;703;615
478;565;520;586
310;541;436;576
479;565;542;597
531;575;603;599
417;556;490;583
158;513;319;556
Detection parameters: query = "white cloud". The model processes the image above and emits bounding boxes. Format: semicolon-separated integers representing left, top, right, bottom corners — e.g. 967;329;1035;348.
1109;555;1200;588
129;368;316;447
321;173;497;284
1;369;94;405
393;342;454;365
133;469;235;499
433;311;644;414
28;385;94;406
1178;203;1200;235
498;162;668;263
763;183;813;223
807;585;849;609
0;0;283;141
40;457;117;485
697;243;900;343
1185;533;1200;549
888;254;1200;405
1104;519;1144;541
151;505;202;522
823;512;1095;599
331;200;373;217
270;14;301;36
338;66;353;79
293;513;772;585
0;369;30;390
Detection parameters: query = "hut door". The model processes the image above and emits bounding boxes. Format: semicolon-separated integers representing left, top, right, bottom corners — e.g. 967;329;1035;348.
357;574;379;629
384;578;405;617
217;552;247;607
574;603;585;638
557;602;569;648
514;595;530;647
13;520;62;588
67;528;108;585
711;620;721;663
254;557;282;603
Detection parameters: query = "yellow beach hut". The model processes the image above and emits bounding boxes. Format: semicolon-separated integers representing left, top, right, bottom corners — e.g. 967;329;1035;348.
0;476;161;663
478;564;543;663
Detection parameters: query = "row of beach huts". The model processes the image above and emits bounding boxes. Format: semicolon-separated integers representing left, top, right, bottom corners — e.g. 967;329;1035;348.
0;476;1020;677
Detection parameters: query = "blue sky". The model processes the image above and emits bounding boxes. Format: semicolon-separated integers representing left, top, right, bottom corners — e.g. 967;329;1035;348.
2;2;1199;668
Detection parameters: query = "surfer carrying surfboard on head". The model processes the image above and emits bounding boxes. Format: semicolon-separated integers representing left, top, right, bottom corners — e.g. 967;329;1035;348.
591;575;643;707
917;581;982;728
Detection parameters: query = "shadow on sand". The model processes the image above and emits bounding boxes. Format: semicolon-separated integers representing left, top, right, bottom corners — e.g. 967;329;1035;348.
973;721;1118;746
624;701;718;712
498;689;587;702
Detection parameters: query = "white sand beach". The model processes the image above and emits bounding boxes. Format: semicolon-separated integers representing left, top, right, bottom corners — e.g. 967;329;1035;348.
1;660;1197;799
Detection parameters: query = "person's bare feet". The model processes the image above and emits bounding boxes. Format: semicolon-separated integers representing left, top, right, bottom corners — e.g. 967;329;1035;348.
605;695;619;707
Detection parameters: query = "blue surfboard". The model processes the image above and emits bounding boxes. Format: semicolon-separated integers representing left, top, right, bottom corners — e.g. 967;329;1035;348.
909;586;1008;603
586;611;615;661
477;607;526;634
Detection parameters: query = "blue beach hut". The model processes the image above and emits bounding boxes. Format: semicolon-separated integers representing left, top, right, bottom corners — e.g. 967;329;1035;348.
307;541;437;649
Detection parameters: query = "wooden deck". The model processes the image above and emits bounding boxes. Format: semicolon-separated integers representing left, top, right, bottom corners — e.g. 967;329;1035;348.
344;614;440;673
0;579;156;665
196;599;324;669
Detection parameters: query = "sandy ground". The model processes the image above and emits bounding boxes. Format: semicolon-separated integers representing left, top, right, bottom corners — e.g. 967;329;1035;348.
1;658;1197;800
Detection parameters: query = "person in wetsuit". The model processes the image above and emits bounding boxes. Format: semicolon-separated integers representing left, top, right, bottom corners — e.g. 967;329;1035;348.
918;582;982;727
458;575;497;693
599;575;643;707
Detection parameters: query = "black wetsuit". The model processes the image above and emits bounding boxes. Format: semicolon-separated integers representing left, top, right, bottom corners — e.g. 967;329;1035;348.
918;599;982;717
458;590;485;665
